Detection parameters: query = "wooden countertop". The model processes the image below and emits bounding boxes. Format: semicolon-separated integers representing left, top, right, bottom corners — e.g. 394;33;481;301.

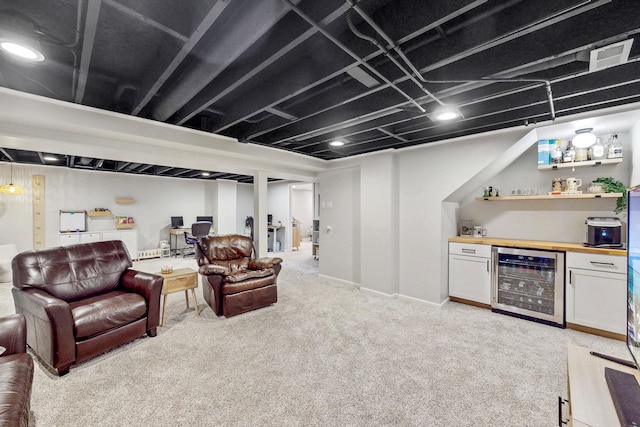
449;236;627;256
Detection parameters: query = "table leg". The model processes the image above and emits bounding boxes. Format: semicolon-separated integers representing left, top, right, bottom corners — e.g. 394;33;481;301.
184;290;189;309
161;295;167;327
191;288;199;316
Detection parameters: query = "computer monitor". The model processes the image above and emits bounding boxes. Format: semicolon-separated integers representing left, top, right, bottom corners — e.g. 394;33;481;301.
196;216;213;223
170;216;184;228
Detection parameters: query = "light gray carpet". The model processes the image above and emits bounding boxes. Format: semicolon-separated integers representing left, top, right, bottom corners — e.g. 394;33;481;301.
0;241;629;426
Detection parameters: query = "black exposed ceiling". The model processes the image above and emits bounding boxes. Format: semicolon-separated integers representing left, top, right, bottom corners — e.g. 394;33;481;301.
1;0;639;174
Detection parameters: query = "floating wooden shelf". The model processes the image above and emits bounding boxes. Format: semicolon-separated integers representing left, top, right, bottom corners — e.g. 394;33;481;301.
537;158;622;170
476;193;623;201
115;223;135;229
87;210;112;217
115;198;136;204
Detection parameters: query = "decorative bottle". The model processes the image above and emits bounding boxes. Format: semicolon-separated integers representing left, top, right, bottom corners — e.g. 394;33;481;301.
563;140;576;163
551;140;563;164
590;137;605;161
606;134;623;159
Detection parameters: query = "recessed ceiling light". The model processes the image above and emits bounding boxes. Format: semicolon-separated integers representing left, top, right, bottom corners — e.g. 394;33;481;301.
0;40;44;62
202;172;210;176
433;109;460;121
329;140;345;147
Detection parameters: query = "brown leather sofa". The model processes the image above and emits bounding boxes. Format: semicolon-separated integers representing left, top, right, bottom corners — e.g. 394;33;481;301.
12;240;163;376
0;314;34;427
195;234;282;317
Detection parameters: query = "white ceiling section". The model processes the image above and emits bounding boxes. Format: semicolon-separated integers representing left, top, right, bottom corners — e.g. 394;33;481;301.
0;0;638;181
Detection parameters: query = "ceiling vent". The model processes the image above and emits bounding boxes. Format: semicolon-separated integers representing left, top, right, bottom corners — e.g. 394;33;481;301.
589;39;634;72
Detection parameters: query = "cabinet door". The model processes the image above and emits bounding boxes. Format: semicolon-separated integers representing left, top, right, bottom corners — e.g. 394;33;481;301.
80;232;101;244
448;253;491;304
59;233;80;247
566;268;626;335
118;230;138;261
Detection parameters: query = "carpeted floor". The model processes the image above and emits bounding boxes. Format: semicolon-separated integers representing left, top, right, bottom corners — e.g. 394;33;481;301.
0;241;629;426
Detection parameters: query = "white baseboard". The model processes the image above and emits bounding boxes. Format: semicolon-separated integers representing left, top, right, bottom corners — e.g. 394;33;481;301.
318;274;359;288
318;274;448;308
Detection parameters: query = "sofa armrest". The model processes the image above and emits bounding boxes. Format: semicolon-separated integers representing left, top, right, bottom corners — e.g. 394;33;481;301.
0;314;27;355
199;264;229;276
11;287;75;368
120;270;163;330
249;257;283;270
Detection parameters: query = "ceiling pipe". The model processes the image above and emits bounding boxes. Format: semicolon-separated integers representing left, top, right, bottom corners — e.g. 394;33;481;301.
345;0;555;121
281;0;426;114
345;1;448;109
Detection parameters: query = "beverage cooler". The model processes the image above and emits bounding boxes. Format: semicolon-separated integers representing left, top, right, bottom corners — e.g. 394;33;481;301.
491;247;565;327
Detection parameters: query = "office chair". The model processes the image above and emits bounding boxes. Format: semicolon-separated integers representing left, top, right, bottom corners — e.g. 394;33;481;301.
183;221;212;257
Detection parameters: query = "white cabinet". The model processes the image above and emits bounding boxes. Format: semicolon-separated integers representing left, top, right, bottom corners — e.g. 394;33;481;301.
102;230;138;260
448;242;492;305
80;232;101;244
58;230;138;260
566;252;626;336
59;233;80;247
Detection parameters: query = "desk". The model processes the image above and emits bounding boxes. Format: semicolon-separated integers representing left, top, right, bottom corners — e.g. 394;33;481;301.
158;268;199;327
169;225;215;256
169;227;190;256
267;225;284;252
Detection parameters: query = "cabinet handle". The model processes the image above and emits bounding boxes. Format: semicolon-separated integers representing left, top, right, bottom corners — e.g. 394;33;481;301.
486;260;490;272
558;396;569;425
461;248;476;254
589;261;617;269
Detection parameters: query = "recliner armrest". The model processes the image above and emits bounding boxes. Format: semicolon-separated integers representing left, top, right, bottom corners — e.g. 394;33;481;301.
0;314;27;355
249;257;283;270
199;264;229;276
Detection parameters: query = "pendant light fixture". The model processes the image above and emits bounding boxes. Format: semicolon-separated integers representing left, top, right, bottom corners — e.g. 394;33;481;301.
0;163;23;195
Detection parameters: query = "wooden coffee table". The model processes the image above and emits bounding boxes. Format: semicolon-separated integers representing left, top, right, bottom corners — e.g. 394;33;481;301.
158;267;199;327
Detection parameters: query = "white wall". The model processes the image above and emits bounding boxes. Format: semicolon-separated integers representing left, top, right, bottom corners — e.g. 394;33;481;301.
267;182;291;251
632;121;640;187
291;184;313;239
359;153;397;295
318;167;360;283
236;183;254;235
0;163;207;253
214;180;237;235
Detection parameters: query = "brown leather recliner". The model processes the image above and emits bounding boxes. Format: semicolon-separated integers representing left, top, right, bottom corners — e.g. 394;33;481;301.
12;240;163;376
195;234;282;317
0;314;34;427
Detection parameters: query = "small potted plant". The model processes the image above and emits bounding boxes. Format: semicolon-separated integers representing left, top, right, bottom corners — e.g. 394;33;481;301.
592;177;627;214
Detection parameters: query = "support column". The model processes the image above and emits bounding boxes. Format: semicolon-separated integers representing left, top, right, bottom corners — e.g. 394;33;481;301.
253;170;268;257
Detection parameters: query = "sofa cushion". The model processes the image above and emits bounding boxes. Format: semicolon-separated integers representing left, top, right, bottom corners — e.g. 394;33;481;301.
222;275;276;294
0;353;34;427
224;268;274;283
70;290;147;339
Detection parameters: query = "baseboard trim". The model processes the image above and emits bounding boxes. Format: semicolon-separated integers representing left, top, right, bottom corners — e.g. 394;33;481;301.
566;322;625;341
359;287;397;299
449;296;491;310
318;274;359;288
397;293;447;308
317;274;447;307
